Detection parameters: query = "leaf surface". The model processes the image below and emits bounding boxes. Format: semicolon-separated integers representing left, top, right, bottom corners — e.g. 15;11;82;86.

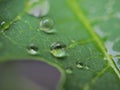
0;0;120;90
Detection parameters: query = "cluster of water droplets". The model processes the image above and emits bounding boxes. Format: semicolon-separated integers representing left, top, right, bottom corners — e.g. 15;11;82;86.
26;0;67;58
76;61;89;70
65;61;89;74
26;0;91;75
0;0;93;76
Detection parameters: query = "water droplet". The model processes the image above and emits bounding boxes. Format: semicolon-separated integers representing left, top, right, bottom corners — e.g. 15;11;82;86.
27;44;39;55
76;61;89;70
0;21;9;32
40;17;55;33
27;0;49;17
1;21;5;26
50;42;66;58
66;67;73;74
76;61;84;69
84;65;89;70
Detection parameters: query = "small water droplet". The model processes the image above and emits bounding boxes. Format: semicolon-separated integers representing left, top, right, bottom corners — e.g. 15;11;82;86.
0;21;9;32
1;21;5;26
27;44;39;55
40;17;55;33
66;67;73;74
76;61;84;69
76;61;89;70
84;65;89;70
27;0;49;17
50;42;66;58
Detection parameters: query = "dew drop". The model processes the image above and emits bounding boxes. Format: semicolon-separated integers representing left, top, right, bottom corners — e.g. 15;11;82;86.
50;42;66;58
76;61;89;70
66;67;73;74
0;21;9;32
76;61;84;69
1;21;5;26
27;44;39;55
40;17;55;33
84;65;89;70
27;0;50;17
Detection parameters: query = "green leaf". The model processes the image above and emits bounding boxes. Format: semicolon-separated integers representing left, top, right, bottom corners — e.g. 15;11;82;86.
0;0;120;90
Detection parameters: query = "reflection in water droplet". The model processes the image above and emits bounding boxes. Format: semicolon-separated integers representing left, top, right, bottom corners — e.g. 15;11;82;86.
27;44;39;55
50;42;66;58
66;67;73;74
27;0;49;17
40;17;55;33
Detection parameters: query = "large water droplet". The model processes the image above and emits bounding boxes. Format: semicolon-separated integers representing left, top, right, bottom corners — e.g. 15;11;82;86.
40;17;55;33
66;67;73;74
50;42;66;58
27;0;49;17
27;44;39;55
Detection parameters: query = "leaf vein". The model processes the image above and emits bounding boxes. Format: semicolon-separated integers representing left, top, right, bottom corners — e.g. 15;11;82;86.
67;0;120;79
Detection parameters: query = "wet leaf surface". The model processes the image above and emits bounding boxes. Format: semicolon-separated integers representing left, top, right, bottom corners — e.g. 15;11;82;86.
0;0;120;90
